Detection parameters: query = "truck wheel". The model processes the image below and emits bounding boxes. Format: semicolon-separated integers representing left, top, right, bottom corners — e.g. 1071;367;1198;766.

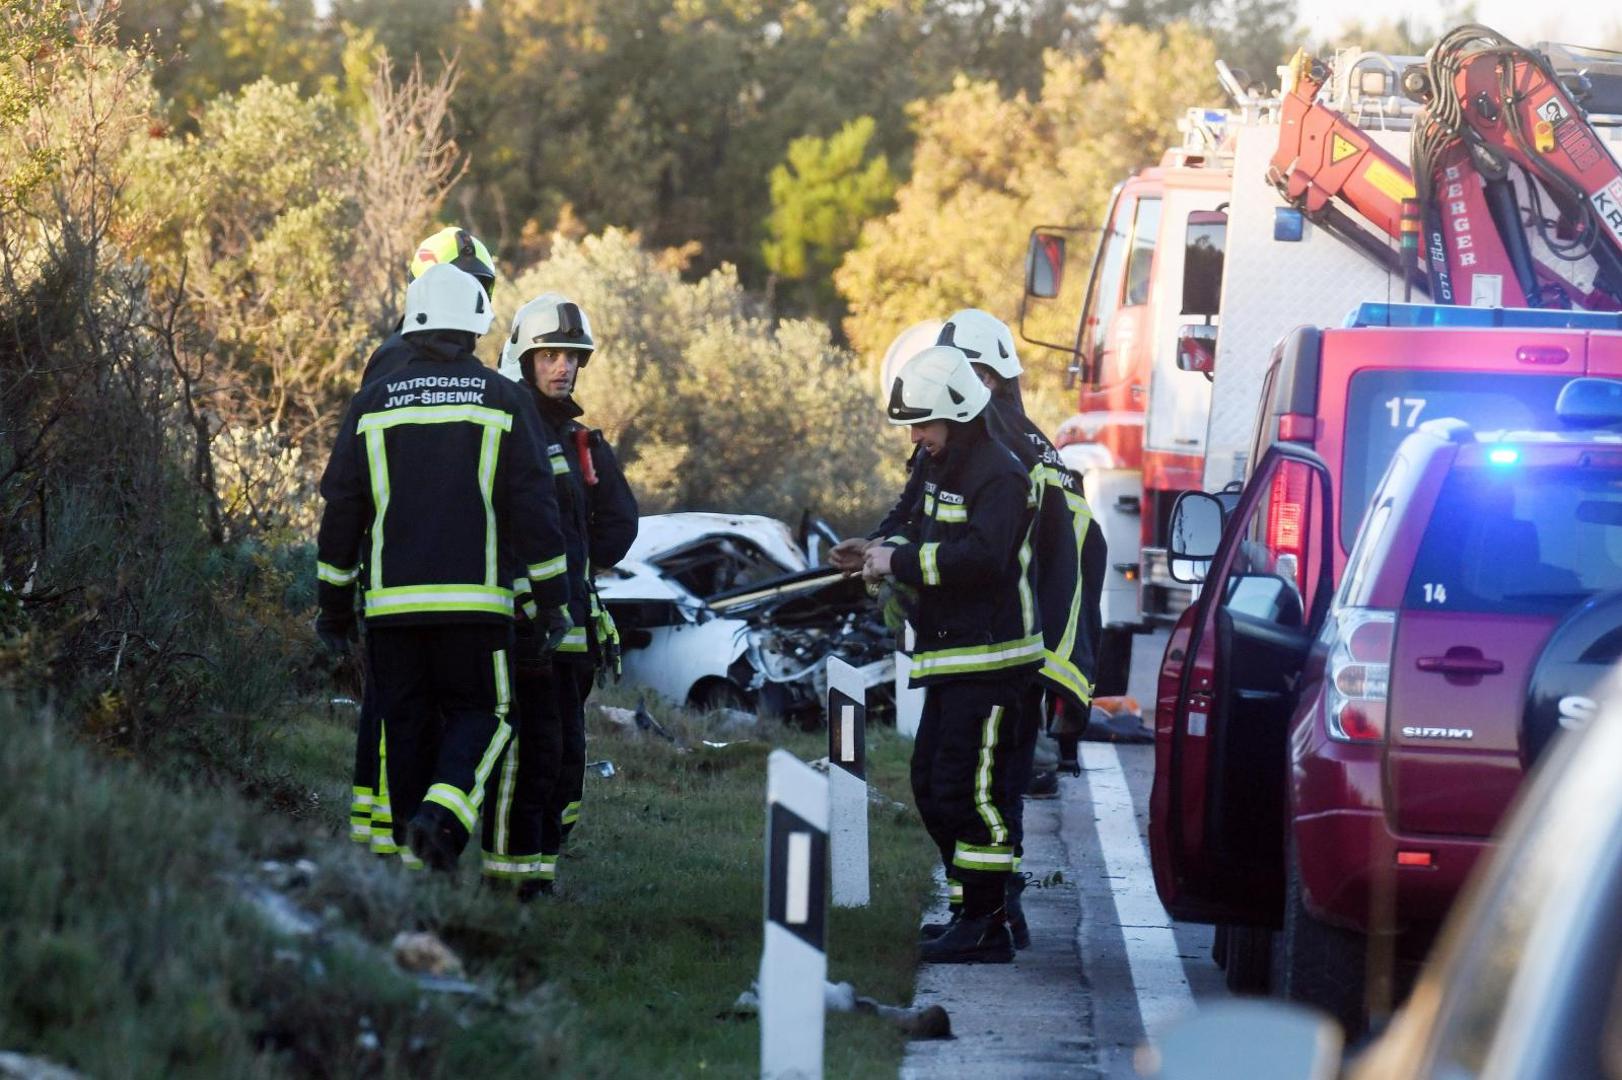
1094;627;1133;698
1274;841;1368;1037
1223;924;1271;994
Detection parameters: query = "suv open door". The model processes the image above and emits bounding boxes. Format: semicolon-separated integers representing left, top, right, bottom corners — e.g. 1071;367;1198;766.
1150;443;1337;925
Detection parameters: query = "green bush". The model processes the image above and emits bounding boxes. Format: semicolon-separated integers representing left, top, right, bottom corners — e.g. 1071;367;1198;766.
0;695;578;1078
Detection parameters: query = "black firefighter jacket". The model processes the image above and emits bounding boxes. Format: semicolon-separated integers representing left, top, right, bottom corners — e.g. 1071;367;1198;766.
529;391;639;665
881;418;1042;688
874;404;1105;708
317;335;570;628
360;323;409;388
984;395;1106;711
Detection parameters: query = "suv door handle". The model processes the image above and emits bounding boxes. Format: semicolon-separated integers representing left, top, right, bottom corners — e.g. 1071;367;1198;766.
1417;655;1504;676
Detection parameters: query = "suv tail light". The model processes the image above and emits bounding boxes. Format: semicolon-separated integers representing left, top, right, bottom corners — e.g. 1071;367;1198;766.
1266;460;1311;592
1326;608;1396;742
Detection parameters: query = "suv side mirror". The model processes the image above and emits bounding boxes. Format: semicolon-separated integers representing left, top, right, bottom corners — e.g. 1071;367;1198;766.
1168;491;1226;583
1025;231;1066;299
1176;324;1218;376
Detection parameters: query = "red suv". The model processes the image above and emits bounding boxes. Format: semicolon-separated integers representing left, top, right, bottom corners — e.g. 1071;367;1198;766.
1152;353;1622;1030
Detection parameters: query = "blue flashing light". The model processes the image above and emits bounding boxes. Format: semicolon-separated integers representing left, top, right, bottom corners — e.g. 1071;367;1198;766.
1348;303;1622;331
1488;447;1521;466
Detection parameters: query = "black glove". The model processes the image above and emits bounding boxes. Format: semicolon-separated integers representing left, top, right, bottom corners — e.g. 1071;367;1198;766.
314;610;357;660
536;605;573;657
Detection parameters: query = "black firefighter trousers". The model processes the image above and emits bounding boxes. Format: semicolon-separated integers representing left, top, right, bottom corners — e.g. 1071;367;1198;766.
1008;680;1045;863
481;658;589;884
911;677;1025;918
367;623;513;869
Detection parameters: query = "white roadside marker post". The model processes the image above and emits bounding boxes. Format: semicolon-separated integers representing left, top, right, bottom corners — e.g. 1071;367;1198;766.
760;750;829;1080
826;656;870;908
894;622;924;739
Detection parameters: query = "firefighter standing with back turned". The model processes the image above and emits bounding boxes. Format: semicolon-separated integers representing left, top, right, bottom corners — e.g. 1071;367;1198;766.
346;226;501;858
939;307;1106;948
485;292;638;896
316;264;571;872
859;344;1041;964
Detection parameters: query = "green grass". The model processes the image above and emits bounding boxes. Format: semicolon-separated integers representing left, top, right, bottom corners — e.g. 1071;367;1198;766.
4;685;938;1078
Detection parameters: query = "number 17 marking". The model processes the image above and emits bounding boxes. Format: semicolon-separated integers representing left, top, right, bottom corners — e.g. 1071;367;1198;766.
1385;397;1427;428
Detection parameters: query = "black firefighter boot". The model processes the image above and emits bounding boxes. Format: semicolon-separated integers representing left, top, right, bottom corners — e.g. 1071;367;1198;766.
1007;873;1031;950
918;907;1014;964
406;802;464;873
918;909;961;943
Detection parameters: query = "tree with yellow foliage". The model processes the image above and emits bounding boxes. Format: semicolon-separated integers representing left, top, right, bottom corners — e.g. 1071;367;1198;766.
835;23;1219;428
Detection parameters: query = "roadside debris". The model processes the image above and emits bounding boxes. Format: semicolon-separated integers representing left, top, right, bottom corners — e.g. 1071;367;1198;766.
586;759;617;779
1084;696;1153;744
243;884;321;938
259;857;319;891
634;696;675;741
595;705;638;730
0;1053;86;1080
391;931;465;979
594;698;675;742
726;980;951;1040
852;993;952;1040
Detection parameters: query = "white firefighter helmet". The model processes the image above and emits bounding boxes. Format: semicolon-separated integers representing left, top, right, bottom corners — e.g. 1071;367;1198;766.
878;319;944;399
402;264;494;337
886;345;991;426
498;292;596;382
938;308;1022;380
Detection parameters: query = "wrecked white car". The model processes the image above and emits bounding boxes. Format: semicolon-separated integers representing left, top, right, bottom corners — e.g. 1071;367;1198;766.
594;513;894;722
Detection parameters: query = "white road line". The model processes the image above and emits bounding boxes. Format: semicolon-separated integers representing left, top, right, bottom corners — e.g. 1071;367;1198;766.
1082;741;1196;1037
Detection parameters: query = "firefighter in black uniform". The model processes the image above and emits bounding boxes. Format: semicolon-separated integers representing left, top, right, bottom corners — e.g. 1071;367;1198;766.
860;344;1041;964
484;292;639;895
347;226;499;857
940;307;1106;948
316;264;571;872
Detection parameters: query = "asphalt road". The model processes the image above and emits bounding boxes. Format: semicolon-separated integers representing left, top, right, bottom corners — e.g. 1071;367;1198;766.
902;629;1230;1079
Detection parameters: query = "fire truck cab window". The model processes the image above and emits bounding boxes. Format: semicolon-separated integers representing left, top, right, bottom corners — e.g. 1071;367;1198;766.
1124;197;1162;307
1078;194;1135;385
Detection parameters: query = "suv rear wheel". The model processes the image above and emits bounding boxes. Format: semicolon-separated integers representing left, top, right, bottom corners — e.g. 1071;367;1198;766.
1223;924;1271;994
1274;835;1368;1037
